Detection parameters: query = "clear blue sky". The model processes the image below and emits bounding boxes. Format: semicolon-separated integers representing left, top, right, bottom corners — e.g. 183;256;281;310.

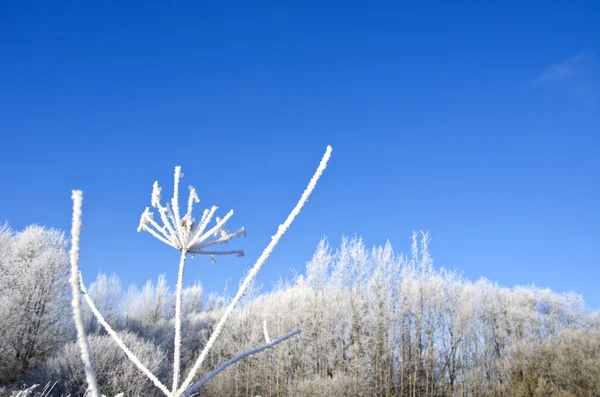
1;2;599;308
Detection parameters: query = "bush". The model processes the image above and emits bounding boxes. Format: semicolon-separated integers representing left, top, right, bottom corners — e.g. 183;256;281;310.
35;332;168;397
509;329;600;396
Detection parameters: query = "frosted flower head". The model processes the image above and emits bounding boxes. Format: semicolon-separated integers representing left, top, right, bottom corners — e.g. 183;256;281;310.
137;166;246;259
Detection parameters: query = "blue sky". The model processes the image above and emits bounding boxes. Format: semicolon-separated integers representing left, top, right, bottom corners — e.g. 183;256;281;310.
1;2;599;308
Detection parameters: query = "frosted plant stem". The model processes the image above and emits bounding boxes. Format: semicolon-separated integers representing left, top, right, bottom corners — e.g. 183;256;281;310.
177;145;332;396
180;329;300;397
79;274;171;396
69;191;100;397
171;166;184;243
172;249;187;393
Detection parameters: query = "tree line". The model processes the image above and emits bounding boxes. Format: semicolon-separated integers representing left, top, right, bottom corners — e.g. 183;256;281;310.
1;224;599;396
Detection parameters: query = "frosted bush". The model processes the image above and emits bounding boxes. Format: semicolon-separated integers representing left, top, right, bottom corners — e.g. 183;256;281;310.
37;332;168;397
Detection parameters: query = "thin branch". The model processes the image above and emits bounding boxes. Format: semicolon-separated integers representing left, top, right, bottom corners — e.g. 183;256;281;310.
185;186;200;222
69;190;100;397
141;225;179;249
191;227;246;250
177;145;332;396
181;330;300;397
144;209;175;244
188;249;244;257
171;166;184;245
191;206;217;243
157;206;178;244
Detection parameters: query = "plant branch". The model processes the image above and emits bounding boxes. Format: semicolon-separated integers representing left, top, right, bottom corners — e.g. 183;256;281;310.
172;249;188;393
181;329;300;397
176;145;332;396
188;249;244;257
69;190;100;397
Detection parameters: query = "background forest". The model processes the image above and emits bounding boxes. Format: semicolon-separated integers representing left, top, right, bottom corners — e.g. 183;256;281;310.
1;224;598;397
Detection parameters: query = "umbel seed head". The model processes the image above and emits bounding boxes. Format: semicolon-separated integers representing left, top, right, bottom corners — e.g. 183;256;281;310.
137;167;246;260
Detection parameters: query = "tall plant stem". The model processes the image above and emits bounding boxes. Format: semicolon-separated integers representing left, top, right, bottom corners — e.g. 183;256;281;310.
172;249;187;393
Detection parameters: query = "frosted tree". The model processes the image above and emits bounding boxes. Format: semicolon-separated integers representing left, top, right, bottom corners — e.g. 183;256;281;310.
0;225;71;384
69;146;332;397
367;240;399;396
181;282;204;318
305;237;333;292
0;224;13;346
122;275;173;332
83;272;122;334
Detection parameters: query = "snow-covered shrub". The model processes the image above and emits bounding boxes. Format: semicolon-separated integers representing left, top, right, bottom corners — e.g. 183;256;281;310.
36;332;168;397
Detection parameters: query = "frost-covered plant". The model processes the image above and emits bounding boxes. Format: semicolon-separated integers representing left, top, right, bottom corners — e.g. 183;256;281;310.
0;225;71;384
39;332;168;397
136;166;248;394
69;146;332;397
